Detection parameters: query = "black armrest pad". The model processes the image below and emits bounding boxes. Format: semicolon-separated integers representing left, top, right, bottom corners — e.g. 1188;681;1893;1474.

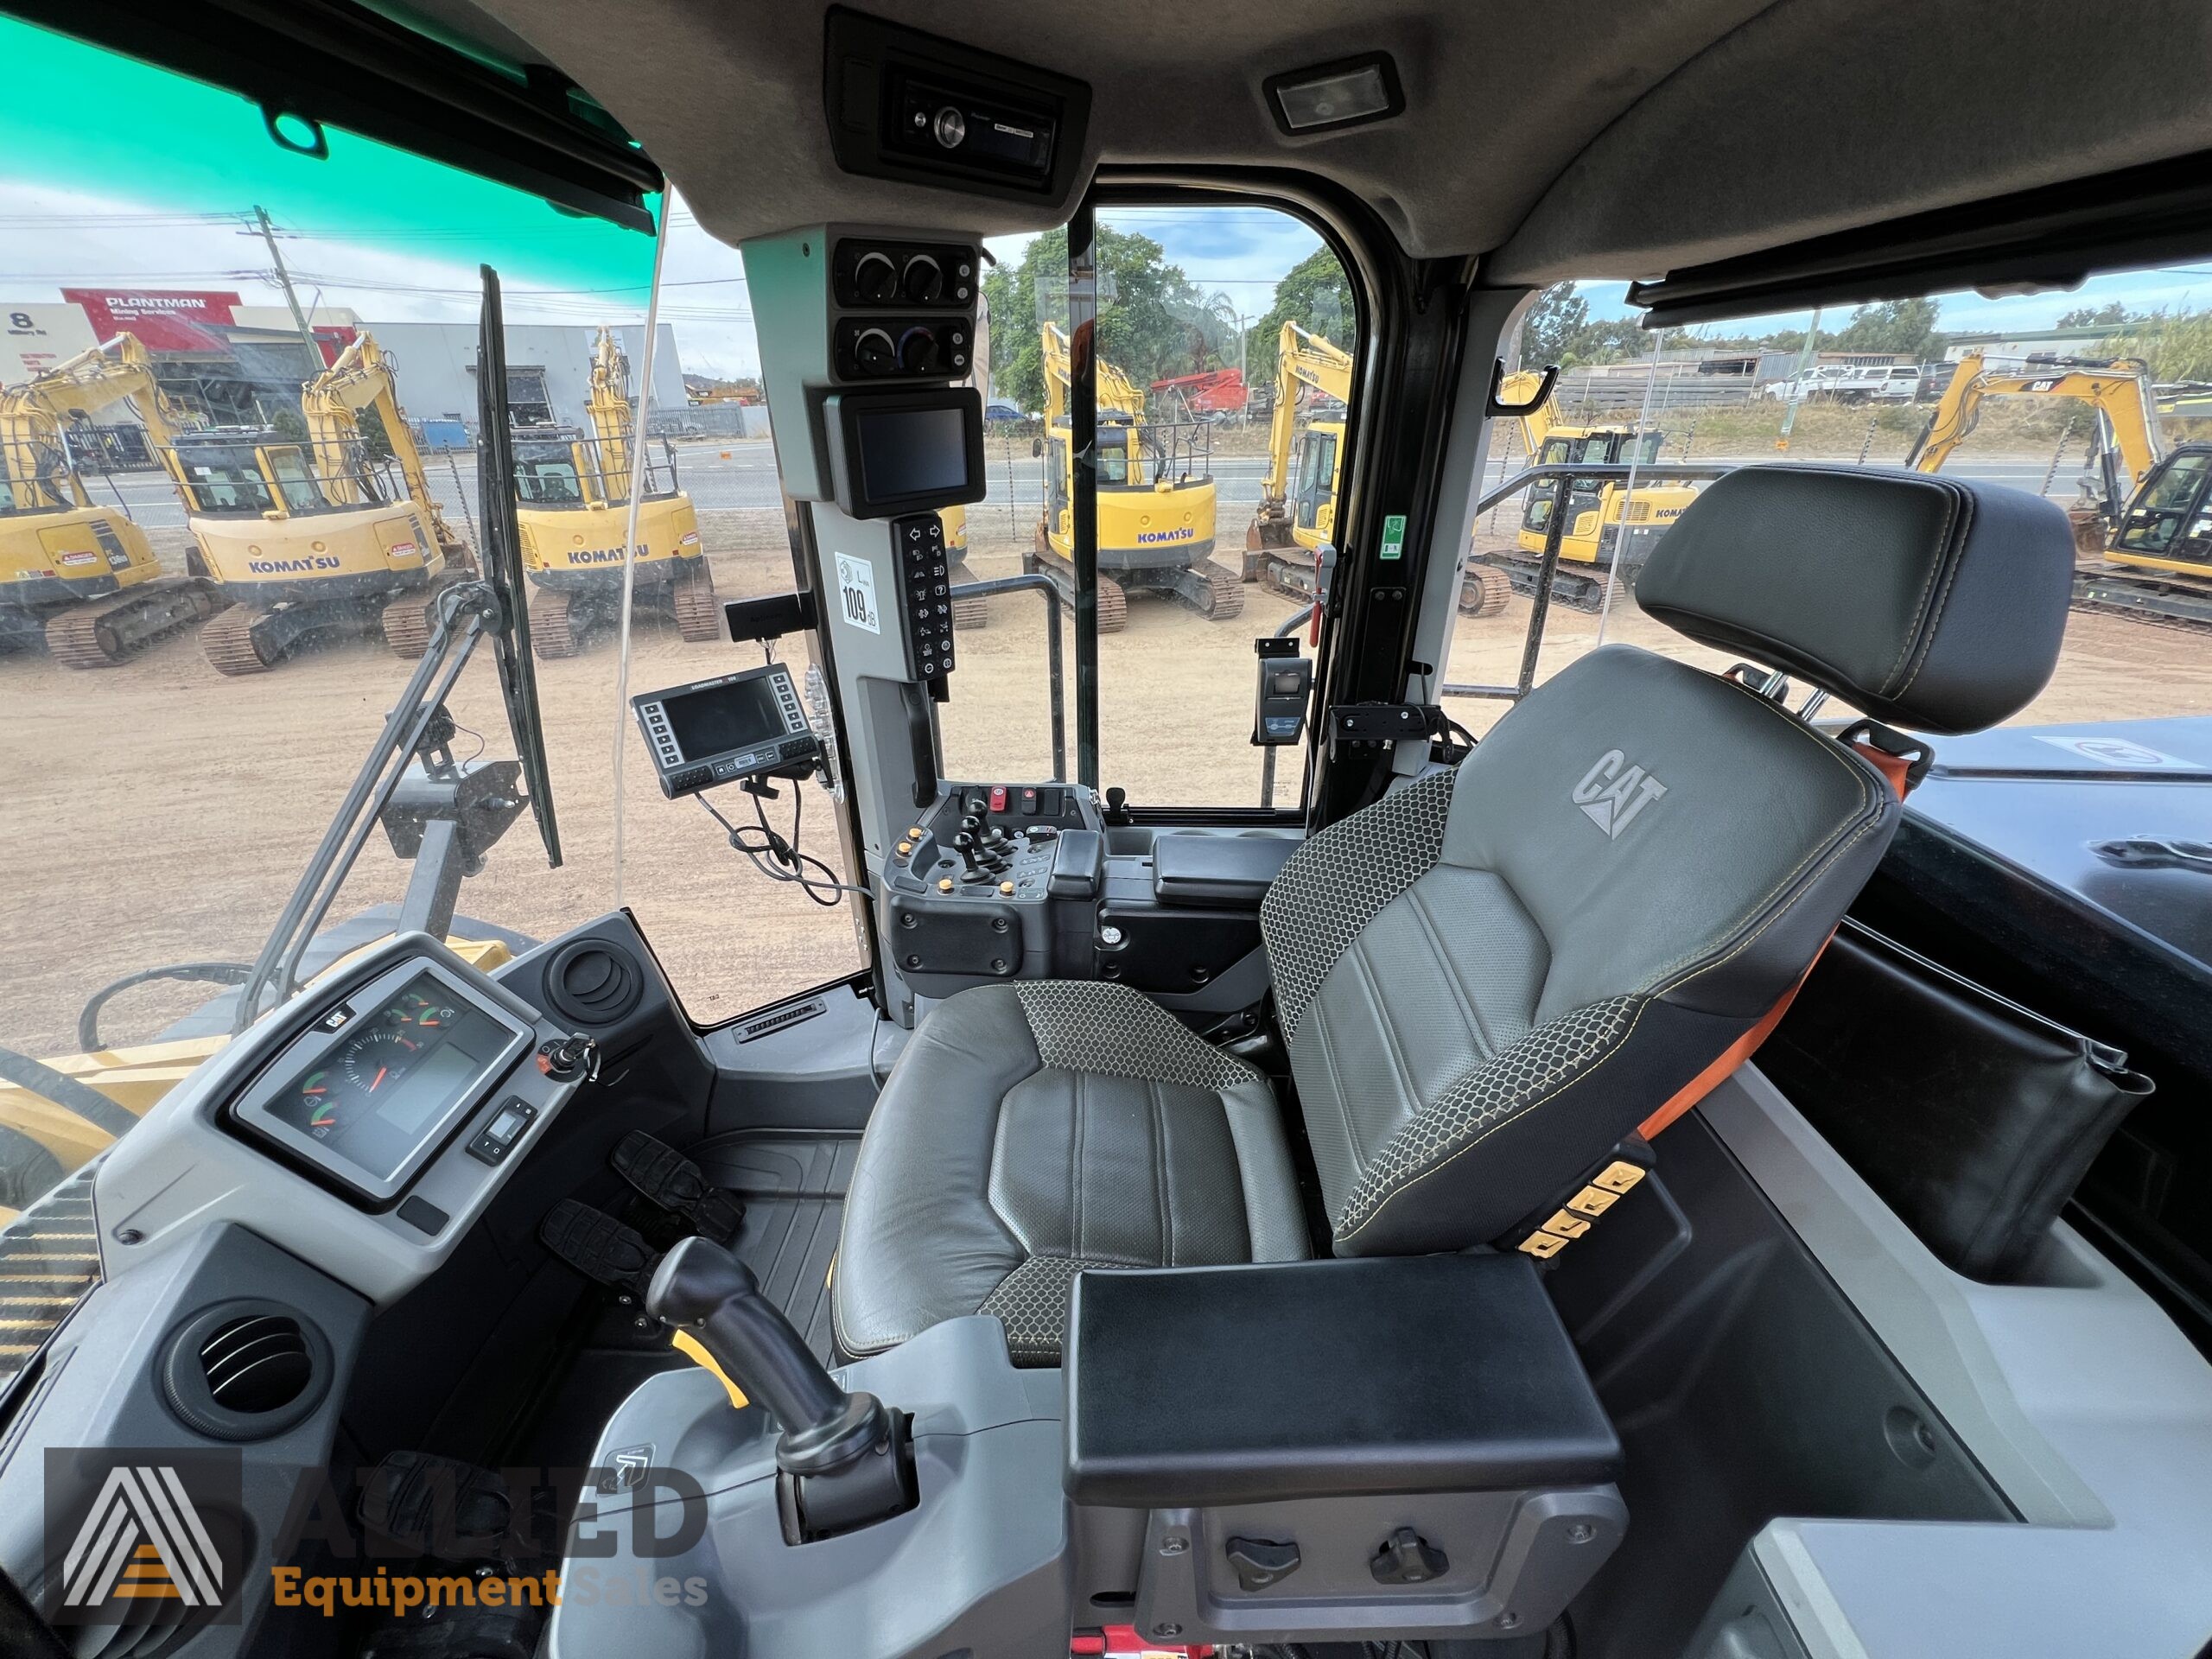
1150;834;1298;910
1065;1255;1620;1506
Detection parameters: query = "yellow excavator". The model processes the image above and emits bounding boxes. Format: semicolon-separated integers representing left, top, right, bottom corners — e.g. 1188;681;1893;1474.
1026;321;1236;629
186;332;474;674
1465;369;1706;614
514;324;719;657
0;336;225;667
1245;321;1352;601
1908;352;2212;628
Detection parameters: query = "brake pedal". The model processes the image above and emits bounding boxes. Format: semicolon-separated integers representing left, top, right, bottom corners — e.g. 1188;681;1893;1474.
539;1199;661;1299
612;1131;744;1246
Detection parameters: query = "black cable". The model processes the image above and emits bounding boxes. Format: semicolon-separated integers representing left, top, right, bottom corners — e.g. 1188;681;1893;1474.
696;782;868;907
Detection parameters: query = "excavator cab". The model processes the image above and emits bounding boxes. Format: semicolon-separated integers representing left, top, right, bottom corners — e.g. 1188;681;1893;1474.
5;9;2212;1659
2113;447;2212;568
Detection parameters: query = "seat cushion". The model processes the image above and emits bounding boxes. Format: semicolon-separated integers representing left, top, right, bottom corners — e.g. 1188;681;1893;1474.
833;981;1310;1364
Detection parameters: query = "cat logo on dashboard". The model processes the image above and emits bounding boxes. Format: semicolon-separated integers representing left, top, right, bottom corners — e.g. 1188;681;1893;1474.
1573;749;1668;839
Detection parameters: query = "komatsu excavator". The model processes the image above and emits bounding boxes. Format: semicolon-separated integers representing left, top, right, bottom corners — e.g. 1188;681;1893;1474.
1027;319;1236;628
0;336;224;666
1909;351;2212;627
514;324;718;657
1245;320;1352;601
187;332;474;674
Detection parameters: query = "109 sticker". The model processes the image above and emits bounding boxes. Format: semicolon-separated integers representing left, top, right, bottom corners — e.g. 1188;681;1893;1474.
833;552;880;635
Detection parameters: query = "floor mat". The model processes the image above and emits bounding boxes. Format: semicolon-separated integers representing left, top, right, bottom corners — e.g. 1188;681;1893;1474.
693;1131;861;1362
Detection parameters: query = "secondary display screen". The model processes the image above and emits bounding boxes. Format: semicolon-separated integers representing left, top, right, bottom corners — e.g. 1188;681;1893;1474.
857;405;972;501
664;675;785;760
266;974;512;1184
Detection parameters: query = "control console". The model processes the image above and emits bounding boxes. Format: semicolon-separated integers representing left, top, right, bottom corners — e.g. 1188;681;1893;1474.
879;781;1102;995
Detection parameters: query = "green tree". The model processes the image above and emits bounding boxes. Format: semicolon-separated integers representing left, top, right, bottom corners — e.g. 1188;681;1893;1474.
2109;308;2212;382
1244;247;1355;385
1519;282;1590;367
1828;297;1944;359
2057;301;2139;329
982;226;1221;414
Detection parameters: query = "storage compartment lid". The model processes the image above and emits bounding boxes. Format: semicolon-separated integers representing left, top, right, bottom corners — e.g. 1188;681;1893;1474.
1065;1255;1621;1506
1150;833;1299;910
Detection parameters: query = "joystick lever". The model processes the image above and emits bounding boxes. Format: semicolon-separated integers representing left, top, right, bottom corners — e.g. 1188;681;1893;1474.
646;1238;917;1541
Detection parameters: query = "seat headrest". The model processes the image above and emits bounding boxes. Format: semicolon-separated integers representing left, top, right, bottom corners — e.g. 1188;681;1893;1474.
1635;466;2073;734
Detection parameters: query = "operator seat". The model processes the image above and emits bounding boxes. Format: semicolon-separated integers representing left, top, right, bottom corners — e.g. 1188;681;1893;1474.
833;466;2075;1363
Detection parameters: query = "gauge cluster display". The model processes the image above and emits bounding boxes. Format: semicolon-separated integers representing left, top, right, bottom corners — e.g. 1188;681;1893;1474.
227;958;536;1204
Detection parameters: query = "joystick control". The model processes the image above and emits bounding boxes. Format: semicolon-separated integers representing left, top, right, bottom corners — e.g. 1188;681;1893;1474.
646;1238;916;1541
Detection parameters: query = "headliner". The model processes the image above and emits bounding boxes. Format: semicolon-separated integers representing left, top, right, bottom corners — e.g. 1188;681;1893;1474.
435;0;2212;283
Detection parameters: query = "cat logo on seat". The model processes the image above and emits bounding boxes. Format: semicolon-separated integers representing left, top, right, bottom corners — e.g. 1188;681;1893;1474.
1573;750;1668;839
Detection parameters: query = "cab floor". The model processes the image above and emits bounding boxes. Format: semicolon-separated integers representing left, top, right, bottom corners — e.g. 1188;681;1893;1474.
694;1129;861;1360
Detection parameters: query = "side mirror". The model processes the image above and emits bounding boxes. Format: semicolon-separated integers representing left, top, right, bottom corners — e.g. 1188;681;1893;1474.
1031;436;1044;459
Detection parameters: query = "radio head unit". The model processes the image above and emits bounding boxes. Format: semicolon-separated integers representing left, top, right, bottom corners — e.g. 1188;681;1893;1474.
632;661;823;798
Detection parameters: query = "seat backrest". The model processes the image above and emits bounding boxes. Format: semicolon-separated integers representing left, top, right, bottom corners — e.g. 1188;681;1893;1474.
1259;466;2075;1257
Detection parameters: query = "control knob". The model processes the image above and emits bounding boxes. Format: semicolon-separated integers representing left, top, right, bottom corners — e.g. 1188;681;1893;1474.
900;255;944;303
853;327;897;377
896;326;939;375
853;250;897;303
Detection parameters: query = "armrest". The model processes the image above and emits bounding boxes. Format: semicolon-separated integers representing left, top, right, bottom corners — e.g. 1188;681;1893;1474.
1150;834;1297;910
1064;1255;1619;1507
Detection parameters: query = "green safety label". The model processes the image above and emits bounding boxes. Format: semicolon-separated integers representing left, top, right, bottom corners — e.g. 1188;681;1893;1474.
1379;513;1407;561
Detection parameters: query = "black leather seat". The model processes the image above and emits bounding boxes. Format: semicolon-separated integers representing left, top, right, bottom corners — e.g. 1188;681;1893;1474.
833;466;2075;1363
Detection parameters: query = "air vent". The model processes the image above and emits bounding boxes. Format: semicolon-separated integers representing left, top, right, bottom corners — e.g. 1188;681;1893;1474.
200;1314;311;1414
736;996;828;1044
544;940;645;1027
162;1299;332;1440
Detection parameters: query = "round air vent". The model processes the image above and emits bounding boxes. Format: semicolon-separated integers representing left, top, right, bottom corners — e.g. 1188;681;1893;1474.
201;1315;311;1414
161;1300;331;1441
544;939;644;1027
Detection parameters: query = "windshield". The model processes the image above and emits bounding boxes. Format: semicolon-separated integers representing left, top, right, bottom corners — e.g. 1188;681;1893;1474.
0;17;659;1255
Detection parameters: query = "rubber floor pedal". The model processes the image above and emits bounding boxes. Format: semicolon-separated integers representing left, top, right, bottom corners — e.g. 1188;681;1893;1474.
539;1199;661;1299
612;1131;743;1245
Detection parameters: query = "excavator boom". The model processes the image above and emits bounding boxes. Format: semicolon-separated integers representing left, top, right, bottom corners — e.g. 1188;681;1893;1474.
1909;351;2166;511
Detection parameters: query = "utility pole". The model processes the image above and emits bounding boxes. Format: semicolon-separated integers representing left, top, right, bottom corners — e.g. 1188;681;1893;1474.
253;205;327;370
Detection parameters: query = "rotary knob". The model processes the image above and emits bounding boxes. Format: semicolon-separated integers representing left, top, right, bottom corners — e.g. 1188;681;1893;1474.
853;250;897;303
901;255;944;303
896;326;939;375
853;327;896;377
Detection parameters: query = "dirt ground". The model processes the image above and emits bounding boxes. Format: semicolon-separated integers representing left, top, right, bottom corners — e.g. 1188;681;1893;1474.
3;460;2209;1063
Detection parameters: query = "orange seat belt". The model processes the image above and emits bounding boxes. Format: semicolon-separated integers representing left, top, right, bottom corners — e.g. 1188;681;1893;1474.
1636;741;1911;1141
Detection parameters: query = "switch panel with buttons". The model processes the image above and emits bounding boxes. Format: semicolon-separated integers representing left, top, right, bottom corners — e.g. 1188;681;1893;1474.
890;512;958;681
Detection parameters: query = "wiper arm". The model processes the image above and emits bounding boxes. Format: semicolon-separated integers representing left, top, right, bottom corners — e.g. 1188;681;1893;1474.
233;583;502;1032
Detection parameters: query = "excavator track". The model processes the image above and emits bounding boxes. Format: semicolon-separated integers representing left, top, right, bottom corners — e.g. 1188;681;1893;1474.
44;577;226;669
200;604;283;676
381;589;439;659
1185;560;1245;621
1458;565;1514;619
1257;550;1318;605
949;561;990;631
671;563;724;642
530;589;582;659
1025;543;1129;632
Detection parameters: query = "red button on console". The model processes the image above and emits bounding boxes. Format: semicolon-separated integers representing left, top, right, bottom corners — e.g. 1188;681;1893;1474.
988;785;1007;812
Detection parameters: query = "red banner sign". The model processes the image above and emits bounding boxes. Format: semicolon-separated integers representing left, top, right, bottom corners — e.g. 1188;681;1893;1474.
61;288;242;353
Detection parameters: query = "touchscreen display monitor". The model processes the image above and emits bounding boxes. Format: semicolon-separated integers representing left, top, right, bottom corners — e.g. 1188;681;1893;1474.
664;674;785;761
266;973;512;1184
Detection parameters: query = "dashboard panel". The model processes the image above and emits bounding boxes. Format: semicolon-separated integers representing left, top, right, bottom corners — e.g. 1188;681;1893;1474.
227;958;535;1204
92;932;581;1306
